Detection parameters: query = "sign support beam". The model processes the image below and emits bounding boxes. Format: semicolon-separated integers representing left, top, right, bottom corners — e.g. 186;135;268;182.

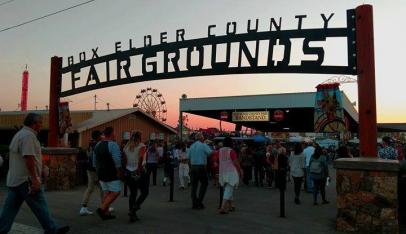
356;5;377;157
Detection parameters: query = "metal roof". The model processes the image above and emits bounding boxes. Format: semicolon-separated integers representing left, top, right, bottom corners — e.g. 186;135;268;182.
180;92;359;122
72;108;177;134
0;108;177;134
377;123;406;132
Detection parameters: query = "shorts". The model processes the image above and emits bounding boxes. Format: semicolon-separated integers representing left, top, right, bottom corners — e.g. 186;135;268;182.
100;180;121;192
223;183;235;200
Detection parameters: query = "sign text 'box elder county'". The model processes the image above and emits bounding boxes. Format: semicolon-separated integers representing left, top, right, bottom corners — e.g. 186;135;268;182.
232;111;270;122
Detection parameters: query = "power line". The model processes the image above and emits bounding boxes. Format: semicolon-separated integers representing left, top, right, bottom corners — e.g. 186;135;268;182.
0;0;96;33
0;0;17;7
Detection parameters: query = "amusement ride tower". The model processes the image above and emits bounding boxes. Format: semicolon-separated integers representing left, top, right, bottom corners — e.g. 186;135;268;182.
20;65;29;111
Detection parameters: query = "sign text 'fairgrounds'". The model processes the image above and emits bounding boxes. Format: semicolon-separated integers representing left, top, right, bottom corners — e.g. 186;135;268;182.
60;10;357;97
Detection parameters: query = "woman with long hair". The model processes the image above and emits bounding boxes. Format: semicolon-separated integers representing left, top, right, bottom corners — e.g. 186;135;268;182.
218;137;243;214
123;131;149;222
290;143;305;204
308;145;329;205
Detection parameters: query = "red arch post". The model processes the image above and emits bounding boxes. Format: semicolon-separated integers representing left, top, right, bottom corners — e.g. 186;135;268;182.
356;5;377;157
48;56;62;147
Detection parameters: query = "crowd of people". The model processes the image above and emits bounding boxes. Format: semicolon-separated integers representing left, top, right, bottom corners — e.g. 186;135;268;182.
1;112;404;233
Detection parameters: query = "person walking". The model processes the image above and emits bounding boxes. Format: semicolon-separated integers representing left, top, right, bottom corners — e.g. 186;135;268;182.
253;144;266;187
178;143;190;189
79;130;104;216
308;146;329;205
210;142;222;188
146;141;159;186
275;141;288;191
0;113;70;234
239;144;253;186
123;132;149;222
94;127;123;220
303;142;315;193
188;133;213;209
218;137;243;214
162;142;178;186
290;143;306;204
266;144;278;188
378;136;398;160
336;144;353;159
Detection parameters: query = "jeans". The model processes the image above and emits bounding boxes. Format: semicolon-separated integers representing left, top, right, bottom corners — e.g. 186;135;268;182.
146;163;158;186
81;170;103;206
313;178;327;203
305;168;313;192
254;165;264;186
241;166;252;185
126;171;149;212
0;182;58;234
190;165;208;207
292;176;303;199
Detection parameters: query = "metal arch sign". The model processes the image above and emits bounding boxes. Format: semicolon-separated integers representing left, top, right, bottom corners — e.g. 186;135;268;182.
59;9;356;97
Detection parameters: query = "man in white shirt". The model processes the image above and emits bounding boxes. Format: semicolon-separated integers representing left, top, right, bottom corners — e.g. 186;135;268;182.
0;113;70;234
303;143;315;193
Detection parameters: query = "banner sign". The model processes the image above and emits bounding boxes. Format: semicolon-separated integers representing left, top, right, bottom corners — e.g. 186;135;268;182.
314;83;346;132
232;111;270;122
59;10;356;97
58;102;72;138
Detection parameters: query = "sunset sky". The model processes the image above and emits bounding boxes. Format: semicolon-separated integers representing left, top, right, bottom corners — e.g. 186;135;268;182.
0;0;405;130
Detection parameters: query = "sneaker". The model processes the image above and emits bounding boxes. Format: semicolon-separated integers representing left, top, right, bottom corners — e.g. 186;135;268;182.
322;200;330;205
79;207;93;216
56;226;70;234
192;203;199;210
313;202;318;206
129;212;140;223
108;207;114;213
218;209;228;214
197;203;205;210
96;208;116;221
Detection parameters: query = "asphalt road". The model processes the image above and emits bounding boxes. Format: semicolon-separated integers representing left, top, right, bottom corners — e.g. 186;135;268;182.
1;168;339;234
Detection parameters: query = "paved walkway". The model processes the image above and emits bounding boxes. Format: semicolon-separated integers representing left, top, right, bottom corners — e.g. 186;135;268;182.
1;168;339;234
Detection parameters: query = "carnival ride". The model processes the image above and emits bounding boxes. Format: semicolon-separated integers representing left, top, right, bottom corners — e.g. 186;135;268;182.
133;88;167;122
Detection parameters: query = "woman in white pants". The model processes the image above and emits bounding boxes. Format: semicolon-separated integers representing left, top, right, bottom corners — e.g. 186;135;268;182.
218;137;243;214
178;143;190;189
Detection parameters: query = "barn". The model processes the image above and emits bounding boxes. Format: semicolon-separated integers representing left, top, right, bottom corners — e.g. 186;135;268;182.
0;108;177;147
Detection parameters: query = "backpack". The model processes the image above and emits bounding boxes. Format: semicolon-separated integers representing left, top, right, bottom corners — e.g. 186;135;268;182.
94;141;118;182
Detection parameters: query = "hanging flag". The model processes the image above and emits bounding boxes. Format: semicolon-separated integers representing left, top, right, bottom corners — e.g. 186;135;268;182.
314;83;346;133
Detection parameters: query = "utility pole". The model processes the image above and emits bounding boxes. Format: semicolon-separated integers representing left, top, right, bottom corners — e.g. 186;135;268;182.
94;94;98;110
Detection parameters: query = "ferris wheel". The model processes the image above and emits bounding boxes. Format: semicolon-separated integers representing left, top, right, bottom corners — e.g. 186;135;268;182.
133;88;167;122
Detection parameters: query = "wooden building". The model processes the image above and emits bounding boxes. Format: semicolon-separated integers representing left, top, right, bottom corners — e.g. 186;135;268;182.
0;108;177;147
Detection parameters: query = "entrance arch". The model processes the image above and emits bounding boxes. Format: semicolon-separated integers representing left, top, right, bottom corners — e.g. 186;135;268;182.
48;5;376;159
